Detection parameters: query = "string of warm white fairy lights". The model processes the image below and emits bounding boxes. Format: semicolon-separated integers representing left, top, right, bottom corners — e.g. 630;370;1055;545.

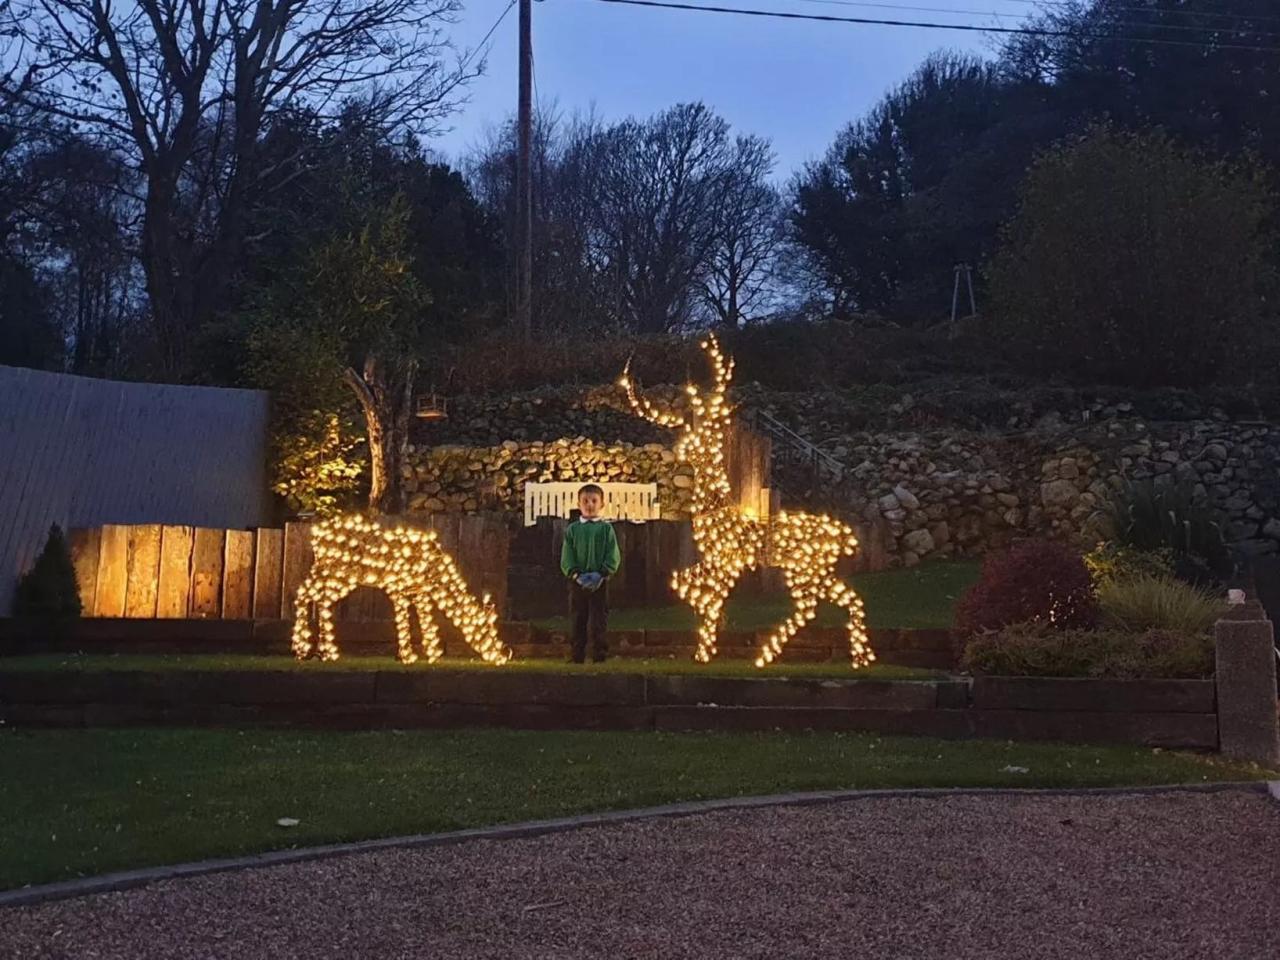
291;514;510;665
621;336;875;669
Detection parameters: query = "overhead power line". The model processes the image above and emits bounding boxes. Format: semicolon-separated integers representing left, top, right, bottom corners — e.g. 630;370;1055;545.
968;0;1280;29
459;0;518;75
792;0;1280;37
582;0;1280;52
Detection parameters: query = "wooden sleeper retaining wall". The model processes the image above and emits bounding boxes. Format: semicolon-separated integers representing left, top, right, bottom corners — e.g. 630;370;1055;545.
0;668;1219;749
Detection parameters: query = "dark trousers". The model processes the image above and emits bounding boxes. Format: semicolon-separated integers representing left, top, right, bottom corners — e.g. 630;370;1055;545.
570;580;608;662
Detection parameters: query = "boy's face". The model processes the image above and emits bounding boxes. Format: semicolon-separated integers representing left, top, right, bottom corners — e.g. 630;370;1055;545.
579;491;603;518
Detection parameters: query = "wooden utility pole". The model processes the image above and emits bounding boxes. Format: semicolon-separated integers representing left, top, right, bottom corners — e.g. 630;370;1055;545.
515;0;533;338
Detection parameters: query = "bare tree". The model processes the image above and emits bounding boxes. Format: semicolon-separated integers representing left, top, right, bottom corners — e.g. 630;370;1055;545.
592;103;732;334
2;0;474;376
698;135;784;327
467;102;781;336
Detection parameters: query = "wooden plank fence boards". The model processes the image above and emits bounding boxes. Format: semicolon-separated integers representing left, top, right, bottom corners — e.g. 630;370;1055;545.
281;522;312;619
68;527;100;615
253;528;283;620
124;524;162;618
95;525;130;617
156;526;194;618
190;528;225;618
223;530;255;619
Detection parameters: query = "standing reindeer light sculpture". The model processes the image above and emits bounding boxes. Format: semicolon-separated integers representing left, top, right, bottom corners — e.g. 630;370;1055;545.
620;337;875;668
291;514;510;666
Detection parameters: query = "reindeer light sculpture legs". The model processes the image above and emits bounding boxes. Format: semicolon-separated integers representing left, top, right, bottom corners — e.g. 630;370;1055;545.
621;336;876;669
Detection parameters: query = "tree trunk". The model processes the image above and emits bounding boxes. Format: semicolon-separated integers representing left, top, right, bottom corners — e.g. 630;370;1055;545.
344;354;418;515
140;175;190;377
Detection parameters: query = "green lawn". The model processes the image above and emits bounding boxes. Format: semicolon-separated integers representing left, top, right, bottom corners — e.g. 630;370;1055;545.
0;654;936;680
534;560;980;632
0;726;1267;891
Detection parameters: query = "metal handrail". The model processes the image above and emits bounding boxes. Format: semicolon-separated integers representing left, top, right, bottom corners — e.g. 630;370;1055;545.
746;409;844;476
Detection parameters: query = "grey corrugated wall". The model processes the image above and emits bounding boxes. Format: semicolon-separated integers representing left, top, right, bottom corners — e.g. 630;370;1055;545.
0;365;273;614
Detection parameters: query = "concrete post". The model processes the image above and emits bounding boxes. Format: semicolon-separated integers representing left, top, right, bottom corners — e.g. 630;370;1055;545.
1214;614;1280;767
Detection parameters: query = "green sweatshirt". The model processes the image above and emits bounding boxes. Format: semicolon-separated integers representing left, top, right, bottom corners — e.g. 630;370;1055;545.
560;519;621;579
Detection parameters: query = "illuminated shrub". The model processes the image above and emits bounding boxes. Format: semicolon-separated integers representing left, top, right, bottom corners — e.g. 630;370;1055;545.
1083;541;1174;587
956;539;1098;635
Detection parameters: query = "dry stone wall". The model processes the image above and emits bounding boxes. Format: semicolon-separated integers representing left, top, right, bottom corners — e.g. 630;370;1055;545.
808;419;1280;568
403;385;1280;568
405;438;696;520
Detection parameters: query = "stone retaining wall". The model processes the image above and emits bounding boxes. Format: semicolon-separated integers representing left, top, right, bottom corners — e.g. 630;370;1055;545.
406;439;696;520
834;418;1280;567
408;384;1280;568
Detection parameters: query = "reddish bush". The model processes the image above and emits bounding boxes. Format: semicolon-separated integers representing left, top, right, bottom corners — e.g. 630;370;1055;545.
956;540;1098;635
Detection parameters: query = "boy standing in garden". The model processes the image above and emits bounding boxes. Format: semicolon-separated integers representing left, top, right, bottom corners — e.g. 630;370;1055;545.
560;483;621;663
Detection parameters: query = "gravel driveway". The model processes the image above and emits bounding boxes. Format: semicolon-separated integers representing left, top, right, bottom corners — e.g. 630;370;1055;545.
3;789;1278;960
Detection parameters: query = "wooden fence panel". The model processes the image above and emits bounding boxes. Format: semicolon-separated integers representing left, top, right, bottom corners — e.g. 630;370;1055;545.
223;530;255;619
478;517;509;616
124;524;162;618
156;526;193;618
253;528;283;619
69;518;515;623
95;524;130;617
68;527;100;615
190;528;225;618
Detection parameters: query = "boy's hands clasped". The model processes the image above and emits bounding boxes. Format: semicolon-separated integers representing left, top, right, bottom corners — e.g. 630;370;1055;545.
576;572;604;591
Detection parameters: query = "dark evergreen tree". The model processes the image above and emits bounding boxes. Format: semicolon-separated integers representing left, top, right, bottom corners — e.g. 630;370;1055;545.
14;525;82;623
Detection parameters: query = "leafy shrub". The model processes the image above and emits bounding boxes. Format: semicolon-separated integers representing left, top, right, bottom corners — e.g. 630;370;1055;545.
1094;478;1232;585
268;411;365;516
247;319;366;516
956;539;1098;635
962;622;1213;679
1083;542;1174;587
14;525;81;623
1096;574;1222;635
987;125;1277;388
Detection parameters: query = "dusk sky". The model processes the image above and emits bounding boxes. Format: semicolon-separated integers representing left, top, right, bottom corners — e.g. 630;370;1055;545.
432;0;1040;179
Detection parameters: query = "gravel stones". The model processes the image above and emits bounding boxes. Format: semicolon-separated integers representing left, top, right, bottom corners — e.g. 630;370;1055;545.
2;790;1277;960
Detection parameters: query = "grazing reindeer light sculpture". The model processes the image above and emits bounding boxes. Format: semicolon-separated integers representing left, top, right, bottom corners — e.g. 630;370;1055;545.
620;337;875;668
291;514;510;666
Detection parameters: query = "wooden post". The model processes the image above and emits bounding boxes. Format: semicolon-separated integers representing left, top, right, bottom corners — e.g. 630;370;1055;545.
123;524;162;618
281;522;313;620
190;528;225;618
68;527;101;617
94;524;129;617
156;526;194;618
253;528;284;620
223;529;255;619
